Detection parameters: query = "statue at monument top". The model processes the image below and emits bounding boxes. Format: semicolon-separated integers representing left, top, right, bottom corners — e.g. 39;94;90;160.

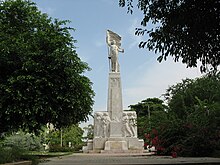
106;30;124;72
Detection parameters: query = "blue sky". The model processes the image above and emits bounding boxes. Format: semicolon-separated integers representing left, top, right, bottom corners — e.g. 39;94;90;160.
32;0;202;125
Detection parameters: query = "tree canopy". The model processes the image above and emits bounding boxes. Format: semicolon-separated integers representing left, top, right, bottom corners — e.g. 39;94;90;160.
131;73;220;156
119;0;220;72
164;72;220;120
0;0;94;133
129;98;168;138
47;124;84;151
160;72;220;156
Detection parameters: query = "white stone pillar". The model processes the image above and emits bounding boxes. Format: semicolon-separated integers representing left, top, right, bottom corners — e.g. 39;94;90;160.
107;72;123;137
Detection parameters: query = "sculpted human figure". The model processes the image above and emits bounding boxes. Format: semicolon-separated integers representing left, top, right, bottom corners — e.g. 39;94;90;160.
108;40;124;72
94;113;103;137
102;113;111;137
128;112;137;137
122;113;132;137
106;30;124;72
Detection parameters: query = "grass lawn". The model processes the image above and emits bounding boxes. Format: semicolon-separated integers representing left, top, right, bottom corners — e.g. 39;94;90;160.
24;151;74;164
28;151;73;159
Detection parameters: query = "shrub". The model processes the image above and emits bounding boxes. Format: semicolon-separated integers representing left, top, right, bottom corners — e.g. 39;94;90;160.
0;146;23;164
3;132;43;151
49;144;74;152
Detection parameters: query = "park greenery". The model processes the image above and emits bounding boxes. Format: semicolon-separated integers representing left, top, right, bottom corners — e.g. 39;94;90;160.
119;0;219;72
130;72;220;157
0;0;94;163
47;124;84;152
0;0;219;163
129;98;168;139
0;0;94;134
0;124;84;164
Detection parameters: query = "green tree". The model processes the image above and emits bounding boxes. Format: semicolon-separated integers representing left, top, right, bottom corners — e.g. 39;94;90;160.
160;72;220;156
164;72;220;120
129;98;168;139
83;124;94;140
119;0;219;72
0;0;94;133
47;124;84;151
3;131;43;151
62;125;84;149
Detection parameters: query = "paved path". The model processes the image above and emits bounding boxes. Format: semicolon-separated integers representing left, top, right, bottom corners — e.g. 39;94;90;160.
39;153;220;165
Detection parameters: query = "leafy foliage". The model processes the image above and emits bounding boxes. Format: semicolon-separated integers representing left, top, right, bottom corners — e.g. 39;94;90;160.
129;98;168;139
3;131;43;151
159;72;220;156
0;146;24;164
119;0;220;72
47;124;84;152
132;73;220;156
83;124;94;140
0;132;40;164
0;0;94;133
164;72;220;120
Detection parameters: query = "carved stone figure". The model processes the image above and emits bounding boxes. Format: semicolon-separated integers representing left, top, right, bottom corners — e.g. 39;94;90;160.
128;112;137;137
94;112;103;137
102;112;111;137
106;30;124;72
122;113;132;137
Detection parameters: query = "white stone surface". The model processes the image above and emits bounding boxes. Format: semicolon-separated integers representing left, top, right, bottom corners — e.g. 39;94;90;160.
104;141;128;151
122;111;137;138
107;72;123;123
126;138;144;150
94;112;110;138
93;137;108;150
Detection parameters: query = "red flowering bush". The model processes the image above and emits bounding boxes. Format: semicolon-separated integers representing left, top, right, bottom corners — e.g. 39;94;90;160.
144;128;165;155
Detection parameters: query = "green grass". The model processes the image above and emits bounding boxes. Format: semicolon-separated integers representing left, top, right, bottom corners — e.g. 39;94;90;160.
28;151;73;159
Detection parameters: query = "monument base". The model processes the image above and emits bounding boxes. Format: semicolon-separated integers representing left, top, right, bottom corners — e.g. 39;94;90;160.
83;137;144;153
104;140;128;151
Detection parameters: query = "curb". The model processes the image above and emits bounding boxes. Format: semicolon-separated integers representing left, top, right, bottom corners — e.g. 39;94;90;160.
0;161;32;165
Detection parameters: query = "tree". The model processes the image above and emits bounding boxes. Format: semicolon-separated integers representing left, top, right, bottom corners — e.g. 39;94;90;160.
83;124;94;140
0;0;94;133
160;72;220;156
46;124;84;151
129;98;168;138
62;125;84;149
164;72;220;119
119;0;220;72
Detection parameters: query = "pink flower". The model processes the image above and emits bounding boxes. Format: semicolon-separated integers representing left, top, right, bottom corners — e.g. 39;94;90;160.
152;136;159;146
144;143;148;147
172;152;177;158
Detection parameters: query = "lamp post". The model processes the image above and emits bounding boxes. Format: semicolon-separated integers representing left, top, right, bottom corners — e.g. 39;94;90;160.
147;104;151;129
60;129;63;147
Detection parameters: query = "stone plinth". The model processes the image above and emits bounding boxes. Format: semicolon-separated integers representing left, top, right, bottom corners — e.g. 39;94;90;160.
104;140;128;151
88;110;144;153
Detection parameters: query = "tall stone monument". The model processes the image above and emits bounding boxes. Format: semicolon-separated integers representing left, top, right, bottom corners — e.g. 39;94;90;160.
84;30;144;153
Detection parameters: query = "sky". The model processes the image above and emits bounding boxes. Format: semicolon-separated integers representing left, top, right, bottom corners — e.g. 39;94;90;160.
32;0;203;126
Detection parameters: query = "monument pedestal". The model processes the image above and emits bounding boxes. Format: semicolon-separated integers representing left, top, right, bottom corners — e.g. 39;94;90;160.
104;140;128;151
83;72;144;153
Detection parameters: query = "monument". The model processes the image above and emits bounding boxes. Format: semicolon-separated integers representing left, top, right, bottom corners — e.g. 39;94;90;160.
84;30;144;153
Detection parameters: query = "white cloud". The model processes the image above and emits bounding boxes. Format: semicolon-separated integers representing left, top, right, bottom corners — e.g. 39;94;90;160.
123;59;203;108
38;7;55;15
